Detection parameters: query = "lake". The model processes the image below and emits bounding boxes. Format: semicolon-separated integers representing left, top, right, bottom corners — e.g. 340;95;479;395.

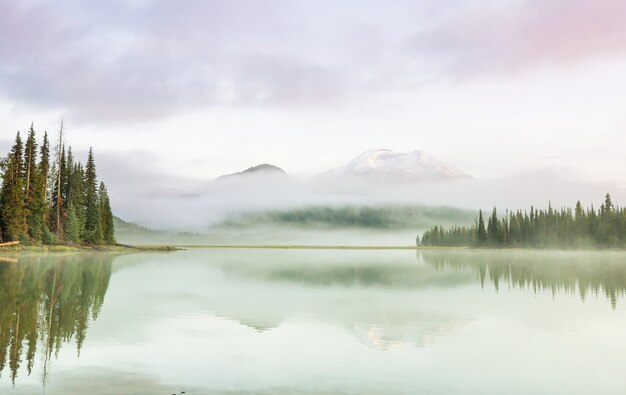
1;248;626;394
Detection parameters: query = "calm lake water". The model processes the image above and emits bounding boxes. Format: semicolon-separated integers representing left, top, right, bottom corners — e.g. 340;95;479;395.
1;248;626;394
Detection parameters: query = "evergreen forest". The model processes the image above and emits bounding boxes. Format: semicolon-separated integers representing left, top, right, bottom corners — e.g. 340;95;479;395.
420;194;626;249
0;123;115;245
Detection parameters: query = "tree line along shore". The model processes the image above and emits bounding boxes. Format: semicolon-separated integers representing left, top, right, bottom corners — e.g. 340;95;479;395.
0;122;115;246
420;194;626;249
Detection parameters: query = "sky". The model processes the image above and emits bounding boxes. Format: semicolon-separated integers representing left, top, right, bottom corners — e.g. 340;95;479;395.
1;0;626;225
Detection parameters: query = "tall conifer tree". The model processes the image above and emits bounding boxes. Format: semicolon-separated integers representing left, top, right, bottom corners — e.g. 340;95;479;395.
64;202;82;243
98;182;115;245
0;133;28;241
477;210;487;246
50;145;66;241
23;125;47;243
24;124;37;200
39;132;52;242
83;148;101;244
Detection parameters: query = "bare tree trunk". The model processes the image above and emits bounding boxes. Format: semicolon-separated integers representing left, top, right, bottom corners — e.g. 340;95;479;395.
56;119;64;240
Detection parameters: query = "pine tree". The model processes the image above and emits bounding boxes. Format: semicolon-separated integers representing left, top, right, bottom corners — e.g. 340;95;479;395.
477;210;487;246
22;125;48;243
50;145;66;241
39;132;53;243
573;201;585;246
83;148;102;244
68;163;85;240
64;202;82;243
604;194;613;214
0;133;28;241
600;193;616;246
98;182;115;245
13;132;24;179
40;132;50;202
63;146;74;210
26;162;46;244
24;124;37;201
487;208;500;245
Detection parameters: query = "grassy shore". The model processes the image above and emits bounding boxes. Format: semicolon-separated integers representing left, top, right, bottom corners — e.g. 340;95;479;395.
0;243;180;254
5;243;618;254
172;245;466;250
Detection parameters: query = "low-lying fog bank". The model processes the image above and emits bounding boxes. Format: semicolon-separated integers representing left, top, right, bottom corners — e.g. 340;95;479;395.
108;166;626;233
114;204;475;246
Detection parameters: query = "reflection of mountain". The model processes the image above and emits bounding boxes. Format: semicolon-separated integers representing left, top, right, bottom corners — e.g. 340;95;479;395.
422;250;626;307
235;318;279;332
351;317;469;352
177;250;477;348
0;253;113;384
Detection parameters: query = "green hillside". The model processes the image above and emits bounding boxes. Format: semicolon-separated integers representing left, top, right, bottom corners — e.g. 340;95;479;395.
217;205;475;230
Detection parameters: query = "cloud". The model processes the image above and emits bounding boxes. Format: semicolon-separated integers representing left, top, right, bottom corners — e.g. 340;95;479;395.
0;138;11;155
0;0;360;123
410;0;626;78
1;0;625;124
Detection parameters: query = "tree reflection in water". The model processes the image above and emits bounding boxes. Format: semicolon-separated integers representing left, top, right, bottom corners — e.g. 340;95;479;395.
0;253;113;384
422;250;626;308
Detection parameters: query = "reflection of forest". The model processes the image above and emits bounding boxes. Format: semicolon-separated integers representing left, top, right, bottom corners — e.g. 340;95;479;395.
0;253;113;384
422;250;626;307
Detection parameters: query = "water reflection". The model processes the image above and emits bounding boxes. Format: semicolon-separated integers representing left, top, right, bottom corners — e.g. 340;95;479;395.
0;253;113;384
421;250;626;307
169;250;478;351
212;251;475;289
2;249;626;394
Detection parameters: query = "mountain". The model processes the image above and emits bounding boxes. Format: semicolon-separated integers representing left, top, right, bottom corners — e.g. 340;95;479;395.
218;164;287;180
325;149;470;183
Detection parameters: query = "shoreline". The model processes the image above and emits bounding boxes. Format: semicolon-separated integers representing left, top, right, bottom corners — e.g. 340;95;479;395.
3;243;625;255
175;245;458;250
137;245;626;252
0;243;180;255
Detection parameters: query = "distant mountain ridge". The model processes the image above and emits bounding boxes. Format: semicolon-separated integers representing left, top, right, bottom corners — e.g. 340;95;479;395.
218;163;287;179
214;149;468;185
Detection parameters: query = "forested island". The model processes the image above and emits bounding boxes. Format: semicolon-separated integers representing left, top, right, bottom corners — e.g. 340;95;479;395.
420;194;626;249
0;123;115;246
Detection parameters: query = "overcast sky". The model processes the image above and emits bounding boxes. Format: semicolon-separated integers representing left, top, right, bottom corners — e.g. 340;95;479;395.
1;0;626;187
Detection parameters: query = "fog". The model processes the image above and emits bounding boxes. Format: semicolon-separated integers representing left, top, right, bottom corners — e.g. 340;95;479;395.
103;157;626;246
100;152;625;234
4;145;624;243
116;225;422;247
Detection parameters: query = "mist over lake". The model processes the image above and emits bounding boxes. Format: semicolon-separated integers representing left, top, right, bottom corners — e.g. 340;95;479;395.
2;249;626;394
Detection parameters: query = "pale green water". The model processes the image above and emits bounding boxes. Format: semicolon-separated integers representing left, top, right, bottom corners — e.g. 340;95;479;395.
1;249;626;394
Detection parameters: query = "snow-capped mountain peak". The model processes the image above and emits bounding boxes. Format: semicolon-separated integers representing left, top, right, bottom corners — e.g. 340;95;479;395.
328;148;469;182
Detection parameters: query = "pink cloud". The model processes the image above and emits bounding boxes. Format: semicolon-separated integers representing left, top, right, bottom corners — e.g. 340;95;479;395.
413;0;626;76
